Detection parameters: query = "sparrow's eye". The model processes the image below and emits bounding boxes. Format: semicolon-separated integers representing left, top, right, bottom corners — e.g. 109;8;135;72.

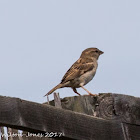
95;50;98;53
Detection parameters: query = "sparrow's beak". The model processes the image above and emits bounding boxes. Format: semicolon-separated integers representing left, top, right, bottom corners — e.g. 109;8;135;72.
99;50;104;55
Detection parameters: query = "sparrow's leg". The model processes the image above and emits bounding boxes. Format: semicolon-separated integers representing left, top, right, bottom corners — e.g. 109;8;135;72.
81;86;97;96
72;88;81;96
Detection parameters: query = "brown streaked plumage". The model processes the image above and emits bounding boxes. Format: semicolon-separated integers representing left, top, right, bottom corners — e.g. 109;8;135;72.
44;48;103;97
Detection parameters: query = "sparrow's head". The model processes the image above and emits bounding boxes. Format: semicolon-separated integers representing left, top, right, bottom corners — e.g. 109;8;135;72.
80;48;104;60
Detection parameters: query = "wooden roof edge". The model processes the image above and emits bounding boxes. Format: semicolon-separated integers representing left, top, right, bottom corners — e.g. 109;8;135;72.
0;95;125;140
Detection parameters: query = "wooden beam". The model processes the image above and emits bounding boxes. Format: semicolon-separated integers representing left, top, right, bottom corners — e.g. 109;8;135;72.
94;93;140;125
113;94;140;125
54;93;62;109
0;95;124;140
48;93;140;140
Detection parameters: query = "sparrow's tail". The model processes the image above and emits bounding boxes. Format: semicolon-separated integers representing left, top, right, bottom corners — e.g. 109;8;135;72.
44;83;63;97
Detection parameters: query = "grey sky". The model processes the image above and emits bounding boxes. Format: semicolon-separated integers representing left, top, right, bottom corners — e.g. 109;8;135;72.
0;0;140;103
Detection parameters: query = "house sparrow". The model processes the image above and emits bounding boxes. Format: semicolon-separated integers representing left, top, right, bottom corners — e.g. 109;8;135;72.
44;48;103;97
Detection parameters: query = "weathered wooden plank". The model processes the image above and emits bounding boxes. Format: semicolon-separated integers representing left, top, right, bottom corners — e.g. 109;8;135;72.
48;93;140;140
54;93;62;109
8;127;14;140
0;95;124;140
0;127;6;140
95;93;118;120
113;94;140;125
95;93;140;125
49;95;97;116
122;123;140;140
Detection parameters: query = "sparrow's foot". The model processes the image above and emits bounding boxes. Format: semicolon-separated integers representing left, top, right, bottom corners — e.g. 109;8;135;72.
83;93;97;96
88;92;97;96
81;86;97;96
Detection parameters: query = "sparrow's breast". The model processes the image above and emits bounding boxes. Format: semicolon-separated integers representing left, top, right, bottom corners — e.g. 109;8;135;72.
79;66;97;86
69;61;98;88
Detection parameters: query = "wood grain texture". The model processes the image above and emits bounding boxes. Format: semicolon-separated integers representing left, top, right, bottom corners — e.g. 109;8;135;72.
95;93;118;120
95;93;140;125
56;95;96;115
0;95;124;140
49;93;140;140
1;93;140;140
113;94;140;125
54;93;62;109
122;123;140;140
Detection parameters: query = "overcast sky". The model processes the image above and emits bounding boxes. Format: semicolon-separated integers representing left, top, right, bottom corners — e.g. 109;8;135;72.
0;0;140;103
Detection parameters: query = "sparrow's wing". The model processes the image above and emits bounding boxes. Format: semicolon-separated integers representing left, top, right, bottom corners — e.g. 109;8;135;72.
61;58;94;83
